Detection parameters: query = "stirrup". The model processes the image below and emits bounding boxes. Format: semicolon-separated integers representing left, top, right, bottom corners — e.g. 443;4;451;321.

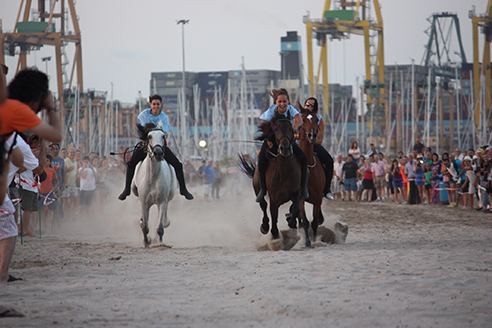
255;189;266;203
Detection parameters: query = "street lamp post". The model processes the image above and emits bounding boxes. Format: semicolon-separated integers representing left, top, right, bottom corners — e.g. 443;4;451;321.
177;19;189;158
41;56;51;76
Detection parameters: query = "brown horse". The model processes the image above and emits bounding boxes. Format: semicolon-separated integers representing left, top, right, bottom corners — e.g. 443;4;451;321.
297;108;326;240
238;111;312;247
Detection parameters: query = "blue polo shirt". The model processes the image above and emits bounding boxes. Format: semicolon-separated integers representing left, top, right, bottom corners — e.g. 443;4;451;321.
137;109;171;135
259;104;299;125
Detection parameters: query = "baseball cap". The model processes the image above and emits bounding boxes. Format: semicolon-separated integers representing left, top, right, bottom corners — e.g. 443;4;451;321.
463;156;472;162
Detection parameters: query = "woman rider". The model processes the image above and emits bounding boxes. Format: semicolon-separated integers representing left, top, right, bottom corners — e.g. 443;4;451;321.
303;97;334;200
255;88;308;203
118;94;193;201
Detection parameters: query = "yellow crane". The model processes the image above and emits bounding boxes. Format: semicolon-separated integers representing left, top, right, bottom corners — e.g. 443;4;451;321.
471;0;492;131
304;0;385;130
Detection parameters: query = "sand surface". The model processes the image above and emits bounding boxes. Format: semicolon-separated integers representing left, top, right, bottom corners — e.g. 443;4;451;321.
2;181;492;327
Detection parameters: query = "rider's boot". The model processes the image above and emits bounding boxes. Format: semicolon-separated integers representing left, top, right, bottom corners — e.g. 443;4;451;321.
175;162;194;200
118;162;135;201
323;166;334;200
256;169;267;203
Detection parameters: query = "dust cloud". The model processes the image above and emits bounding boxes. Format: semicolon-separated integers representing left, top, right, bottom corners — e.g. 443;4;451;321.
54;176;327;250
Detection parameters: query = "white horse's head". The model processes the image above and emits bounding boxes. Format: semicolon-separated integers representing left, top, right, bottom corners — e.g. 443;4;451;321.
146;129;166;162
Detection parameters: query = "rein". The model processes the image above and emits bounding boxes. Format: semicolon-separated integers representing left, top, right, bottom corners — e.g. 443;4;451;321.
271;118;294;157
142;128;167;161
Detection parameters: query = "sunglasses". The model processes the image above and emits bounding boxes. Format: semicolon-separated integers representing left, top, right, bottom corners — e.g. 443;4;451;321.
1;63;8;75
305;103;315;107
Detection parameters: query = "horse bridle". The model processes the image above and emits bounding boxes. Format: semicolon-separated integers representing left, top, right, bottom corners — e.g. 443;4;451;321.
299;111;319;142
144;129;166;161
268;118;294;157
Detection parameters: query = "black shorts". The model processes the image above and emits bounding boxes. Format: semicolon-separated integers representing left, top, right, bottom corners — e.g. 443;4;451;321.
21;189;38;212
425;184;431;190
362;179;374;190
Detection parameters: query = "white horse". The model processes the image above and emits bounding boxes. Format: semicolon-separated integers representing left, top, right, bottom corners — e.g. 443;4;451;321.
132;122;177;247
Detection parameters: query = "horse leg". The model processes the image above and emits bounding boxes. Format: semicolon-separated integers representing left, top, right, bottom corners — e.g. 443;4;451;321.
318;209;324;225
259;198;269;235
157;201;170;244
269;202;279;239
286;204;297;229
139;203;152;247
298;199;312;248
311;203;321;242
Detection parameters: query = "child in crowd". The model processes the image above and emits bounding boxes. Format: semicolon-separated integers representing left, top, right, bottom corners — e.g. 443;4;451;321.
38;154;58;229
461;156;476;210
424;163;432;204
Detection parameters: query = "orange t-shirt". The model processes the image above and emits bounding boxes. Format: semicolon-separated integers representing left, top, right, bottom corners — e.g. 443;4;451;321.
401;167;407;183
40;168;56;194
0;99;42;135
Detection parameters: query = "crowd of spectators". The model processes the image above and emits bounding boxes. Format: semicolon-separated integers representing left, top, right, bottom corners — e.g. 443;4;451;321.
331;141;492;213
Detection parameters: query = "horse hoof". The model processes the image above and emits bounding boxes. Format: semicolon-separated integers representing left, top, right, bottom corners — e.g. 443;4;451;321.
304;240;313;249
260;224;269;235
143;235;151;246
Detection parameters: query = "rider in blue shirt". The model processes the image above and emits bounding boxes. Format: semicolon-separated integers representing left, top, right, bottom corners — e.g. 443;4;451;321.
255;88;308;203
118;94;193;201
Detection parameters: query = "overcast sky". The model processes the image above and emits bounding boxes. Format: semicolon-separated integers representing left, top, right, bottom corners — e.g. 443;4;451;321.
0;0;483;104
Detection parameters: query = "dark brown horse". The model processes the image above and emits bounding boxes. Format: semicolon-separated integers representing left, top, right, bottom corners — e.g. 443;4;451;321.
239;111;312;247
297;108;326;240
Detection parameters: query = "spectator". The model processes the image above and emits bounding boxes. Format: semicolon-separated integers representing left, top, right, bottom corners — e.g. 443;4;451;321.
430;153;442;204
405;154;420;204
211;161;223;199
60;148;67;160
414;155;425;204
424;162;432;204
450;154;465;207
63;148;79;218
38;154;58;227
77;156;97;216
341;155;359;201
19;165;42;237
202;160;215;200
384;154;393;201
441;157;455;207
454;147;464;161
366;143;379;158
413;137;425;155
462;156;477;210
371;154;386;201
358;158;374;202
184;158;197;185
391;159;403;204
0;66;61;285
348;141;361;164
333;154;345;200
400;157;408;204
49;143;64;221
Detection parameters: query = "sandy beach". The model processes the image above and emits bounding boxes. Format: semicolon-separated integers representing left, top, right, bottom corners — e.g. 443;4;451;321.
2;180;491;327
